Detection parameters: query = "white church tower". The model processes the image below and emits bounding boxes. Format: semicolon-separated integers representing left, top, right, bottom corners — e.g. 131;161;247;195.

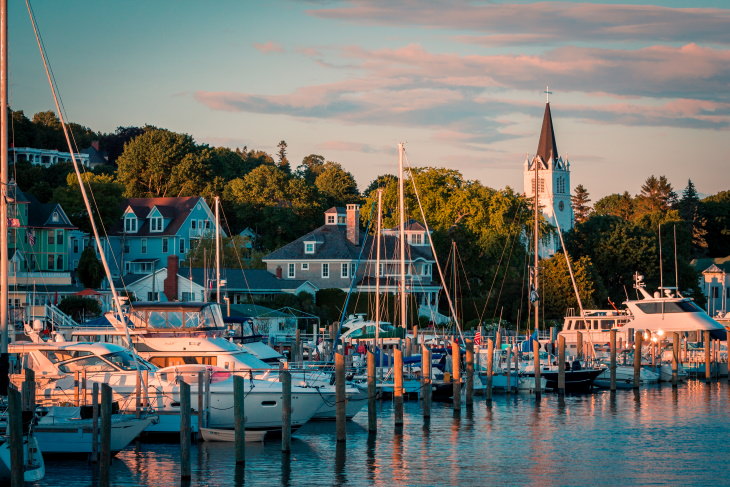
523;97;573;257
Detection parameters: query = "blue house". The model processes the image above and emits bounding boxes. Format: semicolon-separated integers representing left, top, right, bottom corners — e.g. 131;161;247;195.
101;196;224;279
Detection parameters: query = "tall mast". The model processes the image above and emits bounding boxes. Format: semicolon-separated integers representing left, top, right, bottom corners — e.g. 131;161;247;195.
1;0;9;354
375;189;382;344
398;143;407;330
215;196;221;304
533;154;540;334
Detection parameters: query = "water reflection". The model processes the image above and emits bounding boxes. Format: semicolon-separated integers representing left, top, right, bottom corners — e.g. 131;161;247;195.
334;442;347;486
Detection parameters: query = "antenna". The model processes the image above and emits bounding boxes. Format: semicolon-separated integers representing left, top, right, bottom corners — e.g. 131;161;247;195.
658;223;663;289
674;224;679;291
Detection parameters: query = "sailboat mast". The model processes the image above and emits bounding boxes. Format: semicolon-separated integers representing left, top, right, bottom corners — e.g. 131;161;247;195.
398;143;407;330
215;196;221;304
533;155;540;334
0;0;8;354
375;189;382;344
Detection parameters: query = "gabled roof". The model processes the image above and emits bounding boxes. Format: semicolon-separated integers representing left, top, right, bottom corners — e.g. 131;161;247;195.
536;102;559;165
7;183;30;204
110;196;206;237
703;263;730;273
384;219;427;232
692;256;730;274
264;223;434;262
26;193;75;229
324;207;346;214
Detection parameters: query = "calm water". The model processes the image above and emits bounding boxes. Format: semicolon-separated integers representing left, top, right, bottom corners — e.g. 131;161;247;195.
31;381;730;486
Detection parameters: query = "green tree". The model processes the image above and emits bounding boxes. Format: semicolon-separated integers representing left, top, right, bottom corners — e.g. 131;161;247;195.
116;128;204;197
539;252;602;320
52;172;124;233
571;184;591;224
77;246;104;288
295;154;326;184
700;191;730;257
276;140;291;175
314;162;359;207
57;296;102;322
634;175;677;218
678;179;707;255
594;192;634;220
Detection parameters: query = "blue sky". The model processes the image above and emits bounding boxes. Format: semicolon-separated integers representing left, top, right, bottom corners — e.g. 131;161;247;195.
9;1;730;199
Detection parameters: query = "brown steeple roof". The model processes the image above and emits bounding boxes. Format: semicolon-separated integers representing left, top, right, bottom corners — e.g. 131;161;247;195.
536;102;558;164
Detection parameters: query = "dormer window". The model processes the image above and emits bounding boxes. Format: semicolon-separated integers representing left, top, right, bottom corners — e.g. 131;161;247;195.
337;216;346;224
150;216;163;232
124;215;138;233
304;242;315;254
411;233;422;245
327;215;335;224
51;211;59;223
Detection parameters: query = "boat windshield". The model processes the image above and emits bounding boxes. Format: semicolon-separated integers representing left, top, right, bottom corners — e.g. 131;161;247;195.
635;301;702;314
102;351;155;371
131;304;225;330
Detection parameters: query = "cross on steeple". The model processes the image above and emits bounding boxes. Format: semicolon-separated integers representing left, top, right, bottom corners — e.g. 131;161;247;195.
545;86;552;103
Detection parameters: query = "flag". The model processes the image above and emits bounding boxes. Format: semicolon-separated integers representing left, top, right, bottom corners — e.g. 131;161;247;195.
7;218;20;227
27;229;36;246
474;330;482;346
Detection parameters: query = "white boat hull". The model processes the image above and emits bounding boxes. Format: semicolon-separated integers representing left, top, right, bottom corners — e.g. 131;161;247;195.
0;435;45;482
199;427;266;442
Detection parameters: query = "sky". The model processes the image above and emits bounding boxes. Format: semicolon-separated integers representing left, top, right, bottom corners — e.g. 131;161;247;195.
8;0;730;200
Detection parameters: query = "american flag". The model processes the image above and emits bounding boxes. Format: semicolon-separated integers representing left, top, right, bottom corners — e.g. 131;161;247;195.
7;218;20;227
474;330;482;346
27;229;36;246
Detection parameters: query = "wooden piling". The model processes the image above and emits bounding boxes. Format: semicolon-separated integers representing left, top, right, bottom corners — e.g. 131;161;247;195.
8;386;23;487
281;370;292;452
295;328;301;363
74;370;81;407
405;337;412;358
558;335;566;394
495;331;502;351
233;375;245;465
136;371;142;419
422;345;431;418
485;338;494;401
633;331;642;389
452;340;461;411
533;337;541;397
672;332;679;387
505;344;512;393
335;353;347;441
610;329;617;391
180;381;191;479
394;347;404;426
91;382;99;464
576;331;583;361
704;330;711;382
22;368;35;411
367;350;376;433
197;371;205;431
82;370;87;406
465;339;474;407
412;325;419;355
204;367;211;429
100;384;113;483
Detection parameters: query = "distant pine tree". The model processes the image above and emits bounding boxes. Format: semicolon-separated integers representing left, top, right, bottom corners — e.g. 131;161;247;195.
571;184;592;224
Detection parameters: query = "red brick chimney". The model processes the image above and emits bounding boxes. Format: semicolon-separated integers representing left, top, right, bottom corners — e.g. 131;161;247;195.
163;255;179;301
91;140;100;151
346;204;360;245
276;266;282;279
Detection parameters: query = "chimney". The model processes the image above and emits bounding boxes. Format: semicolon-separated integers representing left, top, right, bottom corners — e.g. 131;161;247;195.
276;266;282;279
91;140;100;151
163;255;179;301
346;204;360;245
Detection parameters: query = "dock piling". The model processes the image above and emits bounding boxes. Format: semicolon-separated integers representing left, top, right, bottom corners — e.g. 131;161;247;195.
704;330;711;382
465;339;474;407
91;382;99;464
100;384;113;484
672;332;679;387
394;347;404;426
452;340;461;411
367;350;376;433
335;353;347;441
485;338;494;401
633;331;642;389
234;375;245;465
422;344;431;418
558;335;566;394
180;381;191;480
8;386;23;487
610;329;617;391
281;370;292;452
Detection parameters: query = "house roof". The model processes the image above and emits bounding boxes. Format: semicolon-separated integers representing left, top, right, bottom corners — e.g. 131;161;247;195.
80;145;108;165
384;219;427;232
692;256;730;274
228;303;290;318
264;223;434;262
110;196;206;237
26;193;76;229
8;184;30;204
324;207;346;214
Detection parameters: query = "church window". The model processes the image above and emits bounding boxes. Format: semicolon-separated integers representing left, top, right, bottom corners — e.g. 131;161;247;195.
531;177;545;194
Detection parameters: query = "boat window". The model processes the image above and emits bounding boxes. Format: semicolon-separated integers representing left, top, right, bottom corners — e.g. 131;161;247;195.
167;312;184;328
59;356;116;373
42;350;92;363
600;320;615;330
185;311;201;328
103;351;152;371
574;320;585;330
149;356;218;368
148;311;169;328
635;301;701;314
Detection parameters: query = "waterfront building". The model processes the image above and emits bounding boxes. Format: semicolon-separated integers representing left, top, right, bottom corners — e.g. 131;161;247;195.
263;204;443;321
523;99;574;257
692;257;730;318
10;146;91;168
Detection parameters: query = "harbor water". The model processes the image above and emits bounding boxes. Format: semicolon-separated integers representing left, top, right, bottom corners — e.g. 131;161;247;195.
31;381;730;486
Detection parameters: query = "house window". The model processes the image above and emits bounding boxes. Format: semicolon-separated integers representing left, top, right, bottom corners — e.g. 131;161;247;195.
57;230;64;245
48;232;55;245
51;211;59;223
351;263;357;276
322;263;329;278
288;263;296;278
141;238;148;254
205;221;211;230
124;243;130;254
124;216;137;233
72;238;79;253
341;263;349;278
162;238;169;253
47;254;54;270
147;292;159;301
326;215;335;224
411;233;422;245
179;239;185;254
423;264;432;276
181;292;194;302
337;216;346;224
301;263;309;270
150;216;163;232
378;263;384;276
191;220;197;230
304;242;315;254
56;255;63;270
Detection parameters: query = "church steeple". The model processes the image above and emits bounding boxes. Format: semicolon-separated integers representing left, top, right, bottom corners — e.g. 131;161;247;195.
535;102;558;166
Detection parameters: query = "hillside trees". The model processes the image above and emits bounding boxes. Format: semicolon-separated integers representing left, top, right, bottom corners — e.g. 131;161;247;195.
52;173;124;233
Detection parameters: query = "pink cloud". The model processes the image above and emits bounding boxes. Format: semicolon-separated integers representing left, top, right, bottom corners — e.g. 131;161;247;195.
253;41;284;53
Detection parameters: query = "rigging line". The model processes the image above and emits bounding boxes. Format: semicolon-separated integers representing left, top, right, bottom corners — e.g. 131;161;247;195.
25;0;139;375
453;242;481;323
218;202;257;305
491;211;527;324
546;191;584;317
401;155;464;345
478;198;525;323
